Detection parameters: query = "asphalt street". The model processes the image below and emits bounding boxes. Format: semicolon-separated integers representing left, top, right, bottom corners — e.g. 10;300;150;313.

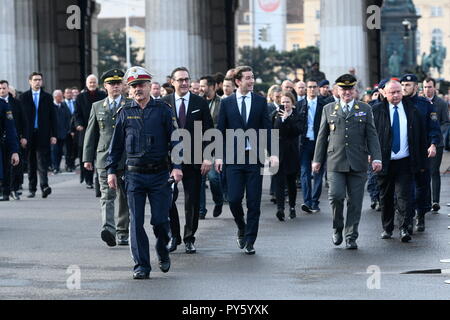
1;155;450;300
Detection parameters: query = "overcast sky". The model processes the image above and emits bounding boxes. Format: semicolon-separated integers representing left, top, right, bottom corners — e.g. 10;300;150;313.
97;0;145;18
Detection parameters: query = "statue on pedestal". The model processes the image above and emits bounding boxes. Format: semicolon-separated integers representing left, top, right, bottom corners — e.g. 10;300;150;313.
388;50;402;76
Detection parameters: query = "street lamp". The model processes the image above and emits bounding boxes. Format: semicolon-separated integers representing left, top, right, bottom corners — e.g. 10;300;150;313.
402;19;411;39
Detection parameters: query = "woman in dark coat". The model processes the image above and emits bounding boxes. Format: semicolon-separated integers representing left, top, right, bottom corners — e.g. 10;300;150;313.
272;92;301;221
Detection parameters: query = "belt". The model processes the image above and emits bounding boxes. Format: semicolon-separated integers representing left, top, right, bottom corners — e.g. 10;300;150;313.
127;162;168;174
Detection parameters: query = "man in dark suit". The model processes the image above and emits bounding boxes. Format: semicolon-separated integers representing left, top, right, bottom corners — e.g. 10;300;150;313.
313;74;382;249
51;90;72;174
74;75;107;188
372;80;427;242
63;87;77;172
0;80;28;201
296;79;326;213
162;67;214;254
215;66;279;255
19;72;57;198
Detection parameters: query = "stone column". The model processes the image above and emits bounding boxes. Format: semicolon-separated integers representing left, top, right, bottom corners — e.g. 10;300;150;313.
187;0;202;80
146;0;191;82
0;0;18;88
15;0;39;91
319;0;369;89
91;1;102;77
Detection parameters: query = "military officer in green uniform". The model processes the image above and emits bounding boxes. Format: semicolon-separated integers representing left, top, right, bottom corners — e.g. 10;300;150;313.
83;69;130;247
312;74;382;249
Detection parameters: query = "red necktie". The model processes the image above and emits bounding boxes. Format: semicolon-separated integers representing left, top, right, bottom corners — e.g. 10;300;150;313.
179;98;186;128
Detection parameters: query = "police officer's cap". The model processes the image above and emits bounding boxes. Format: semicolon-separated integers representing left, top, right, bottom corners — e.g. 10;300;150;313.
124;66;153;86
101;69;124;84
318;79;330;88
378;78;390;89
335;74;357;89
400;74;418;83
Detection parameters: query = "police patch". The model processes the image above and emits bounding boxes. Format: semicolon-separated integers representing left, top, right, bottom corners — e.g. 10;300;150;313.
430;112;438;121
6;111;13;120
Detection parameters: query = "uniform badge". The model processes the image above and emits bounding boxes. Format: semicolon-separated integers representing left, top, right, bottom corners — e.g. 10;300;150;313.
430;112;438;121
6;111;13;120
334;105;339;111
354;105;360;110
329;121;336;131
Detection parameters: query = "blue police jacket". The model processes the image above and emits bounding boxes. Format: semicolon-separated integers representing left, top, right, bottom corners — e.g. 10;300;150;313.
0;99;19;180
105;98;181;175
407;94;441;146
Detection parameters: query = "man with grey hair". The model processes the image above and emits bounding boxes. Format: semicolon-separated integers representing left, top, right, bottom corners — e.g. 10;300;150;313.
74;74;107;189
294;80;306;102
51;90;71;173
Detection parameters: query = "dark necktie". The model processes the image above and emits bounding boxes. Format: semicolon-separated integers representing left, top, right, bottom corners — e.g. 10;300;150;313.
179;98;186;128
241;96;247;126
392;105;400;154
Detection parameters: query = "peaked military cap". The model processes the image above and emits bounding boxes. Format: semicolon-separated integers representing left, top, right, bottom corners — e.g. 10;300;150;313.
124;66;153;85
378;78;390;89
101;69;124;84
400;74;418;83
335;74;357;89
318;79;330;88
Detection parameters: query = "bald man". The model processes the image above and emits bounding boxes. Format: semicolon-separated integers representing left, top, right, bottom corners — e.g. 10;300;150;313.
74;74;107;188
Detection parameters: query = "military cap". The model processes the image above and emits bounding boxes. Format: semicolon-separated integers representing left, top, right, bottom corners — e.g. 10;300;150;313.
335;74;357;89
318;79;330;88
124;66;153;86
400;74;418;83
101;69;124;83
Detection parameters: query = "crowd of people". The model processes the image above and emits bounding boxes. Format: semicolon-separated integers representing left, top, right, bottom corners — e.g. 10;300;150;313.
1;63;450;279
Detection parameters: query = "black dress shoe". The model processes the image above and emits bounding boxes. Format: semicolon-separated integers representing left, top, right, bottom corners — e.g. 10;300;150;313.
276;210;285;221
381;230;393;239
244;243;255;255
10;192;20;200
345;239;358;250
237;231;245;249
270;196;276;204
370;201;377;210
117;237;129;246
301;203;313;214
332;230;343;246
0;195;10;201
199;214;206;220
416;217;425;232
86;184;94;189
42;187;52;198
213;204;222;217
159;257;171;273
27;192;36;198
185;242;196;254
168;237;178;252
432;202;440;213
133;271;149;279
400;229;411;242
289;207;296;219
101;229;116;247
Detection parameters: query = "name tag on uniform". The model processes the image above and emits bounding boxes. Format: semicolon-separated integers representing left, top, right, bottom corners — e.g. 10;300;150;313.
98;112;105;115
355;112;367;117
127;116;141;119
191;109;200;114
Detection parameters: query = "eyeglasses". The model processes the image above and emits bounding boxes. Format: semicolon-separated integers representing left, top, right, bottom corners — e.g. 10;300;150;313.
307;86;318;89
174;78;190;84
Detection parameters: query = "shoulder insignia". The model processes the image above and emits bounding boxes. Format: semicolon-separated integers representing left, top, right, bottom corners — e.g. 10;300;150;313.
6;111;13;120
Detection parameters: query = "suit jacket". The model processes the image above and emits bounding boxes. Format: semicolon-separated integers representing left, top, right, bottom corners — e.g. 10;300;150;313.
162;93;214;166
54;102;72;140
217;92;272;165
19;88;57;150
431;95;450;148
372;99;428;175
74;88;107;145
296;96;326;146
83;96;129;169
313;100;381;172
5;93;28;140
207;95;222;127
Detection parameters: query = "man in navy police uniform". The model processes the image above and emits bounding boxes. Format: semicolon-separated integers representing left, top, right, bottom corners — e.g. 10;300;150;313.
0;99;20;186
106;66;183;280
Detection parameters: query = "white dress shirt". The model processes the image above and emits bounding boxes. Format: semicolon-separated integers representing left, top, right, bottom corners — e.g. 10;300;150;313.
108;96;122;110
389;101;409;160
175;91;190;118
340;99;355;112
236;90;252;123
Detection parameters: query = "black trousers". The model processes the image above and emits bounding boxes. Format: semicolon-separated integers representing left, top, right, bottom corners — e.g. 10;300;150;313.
28;131;50;192
78;132;93;184
430;146;444;204
180;165;202;243
64;133;77;169
274;171;297;211
377;157;413;233
2;147;24;195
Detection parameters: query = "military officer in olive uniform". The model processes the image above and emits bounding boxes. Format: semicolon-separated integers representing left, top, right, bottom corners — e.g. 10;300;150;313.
106;66;183;280
313;74;382;249
83;69;130;247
